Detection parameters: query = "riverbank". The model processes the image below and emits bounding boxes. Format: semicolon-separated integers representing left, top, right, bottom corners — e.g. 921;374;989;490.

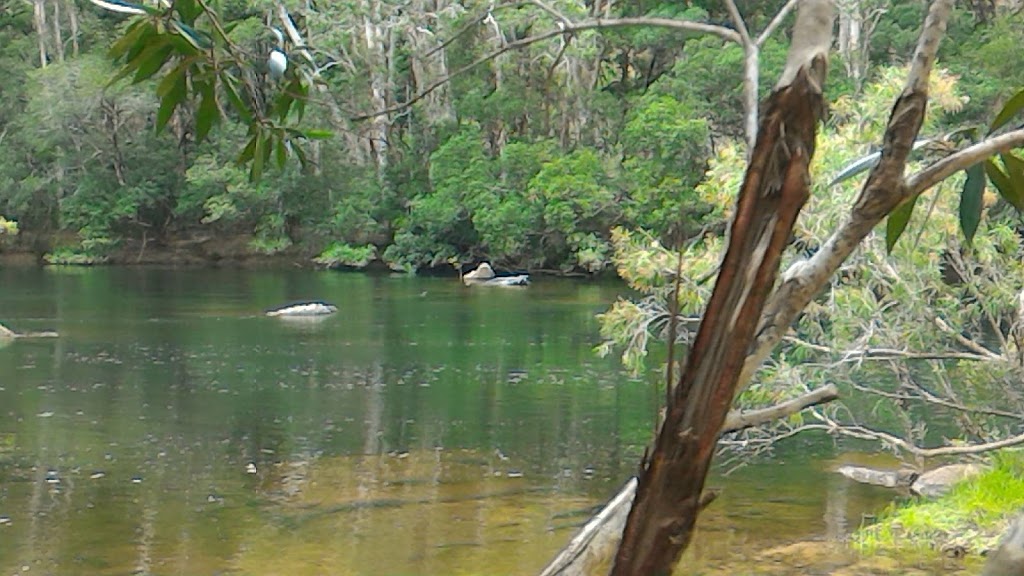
0;232;318;268
854;450;1024;560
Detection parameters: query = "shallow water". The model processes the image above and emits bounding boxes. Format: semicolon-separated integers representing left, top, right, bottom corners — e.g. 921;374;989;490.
0;267;969;575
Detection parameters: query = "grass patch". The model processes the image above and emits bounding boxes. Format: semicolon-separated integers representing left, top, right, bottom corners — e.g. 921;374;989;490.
855;450;1024;554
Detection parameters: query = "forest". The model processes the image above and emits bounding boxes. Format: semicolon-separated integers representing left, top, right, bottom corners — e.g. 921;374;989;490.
3;0;1024;573
0;0;1020;273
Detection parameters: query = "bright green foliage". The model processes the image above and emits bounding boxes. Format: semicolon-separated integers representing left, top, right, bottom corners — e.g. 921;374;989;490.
314;242;377;269
856;451;1024;554
620;94;711;238
601;68;1024;459
0;0;1021;274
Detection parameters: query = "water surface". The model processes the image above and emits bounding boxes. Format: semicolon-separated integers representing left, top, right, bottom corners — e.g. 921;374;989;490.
0;267;960;575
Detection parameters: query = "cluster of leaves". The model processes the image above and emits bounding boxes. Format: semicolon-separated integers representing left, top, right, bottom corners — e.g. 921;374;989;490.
314;242;377;269
383;106;711;273
876;86;1024;250
105;0;328;181
601;67;1024;454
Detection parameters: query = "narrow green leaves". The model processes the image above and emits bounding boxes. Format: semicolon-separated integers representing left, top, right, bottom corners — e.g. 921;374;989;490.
303;129;333;140
155;63;188;133
987;154;1024;211
886;194;920;253
959;163;986;245
990;88;1024;134
195;80;219;142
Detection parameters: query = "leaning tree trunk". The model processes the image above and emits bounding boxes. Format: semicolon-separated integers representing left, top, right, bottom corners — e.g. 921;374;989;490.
608;2;836;574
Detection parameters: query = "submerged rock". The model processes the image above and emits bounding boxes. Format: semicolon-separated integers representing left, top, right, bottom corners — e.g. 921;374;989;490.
265;302;338;317
911;463;985;498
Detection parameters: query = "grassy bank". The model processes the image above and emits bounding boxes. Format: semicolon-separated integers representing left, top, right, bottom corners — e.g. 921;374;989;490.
855;450;1024;556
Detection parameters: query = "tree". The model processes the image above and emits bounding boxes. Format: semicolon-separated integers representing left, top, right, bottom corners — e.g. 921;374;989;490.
62;0;1024;573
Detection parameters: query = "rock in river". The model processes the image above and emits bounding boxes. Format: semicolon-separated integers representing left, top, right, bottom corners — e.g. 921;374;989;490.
265;302;338;317
910;463;985;498
463;263;530;287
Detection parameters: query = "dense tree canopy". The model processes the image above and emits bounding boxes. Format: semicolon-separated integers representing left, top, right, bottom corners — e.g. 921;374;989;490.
2;0;1020;271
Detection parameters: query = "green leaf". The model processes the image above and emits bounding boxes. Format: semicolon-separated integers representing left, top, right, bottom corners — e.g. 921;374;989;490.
222;77;253;124
155;61;188;98
238;133;259;164
250;134;265;182
174;0;202;24
155;66;188;134
959;163;985;245
275;138;288;170
132;42;174;84
886;193;920;253
985;158;1022;211
109;20;152;60
1003;152;1024;183
194;80;219;143
294;80;308;122
990;88;1024;134
302;129;334;140
293;142;308;169
274;89;294;123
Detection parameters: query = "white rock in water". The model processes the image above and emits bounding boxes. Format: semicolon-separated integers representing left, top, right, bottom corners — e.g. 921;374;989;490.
266;302;338;317
463;263;529;286
464;263;496;280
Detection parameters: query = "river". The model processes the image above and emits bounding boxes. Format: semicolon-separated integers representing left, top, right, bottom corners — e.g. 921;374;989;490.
0;267;968;575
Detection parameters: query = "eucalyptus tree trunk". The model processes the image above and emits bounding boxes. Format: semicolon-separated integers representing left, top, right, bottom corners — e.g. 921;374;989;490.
609;4;835;573
66;0;78;57
361;0;391;177
51;0;64;63
541;2;1000;574
33;0;48;67
837;0;880;91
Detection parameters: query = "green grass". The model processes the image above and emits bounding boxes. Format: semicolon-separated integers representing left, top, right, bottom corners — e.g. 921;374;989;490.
855;450;1024;554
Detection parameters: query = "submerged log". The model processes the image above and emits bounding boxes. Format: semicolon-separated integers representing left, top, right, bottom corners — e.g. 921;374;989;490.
836;465;918;489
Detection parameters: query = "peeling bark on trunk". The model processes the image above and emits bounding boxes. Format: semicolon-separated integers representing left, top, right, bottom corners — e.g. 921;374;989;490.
738;0;954;396
33;0;48;68
607;5;835;574
52;0;64;63
362;0;391;177
66;0;79;57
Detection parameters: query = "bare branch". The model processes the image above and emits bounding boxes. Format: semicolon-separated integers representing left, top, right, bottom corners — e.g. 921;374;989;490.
757;0;800;46
351;16;739;121
722;0;752;46
740;0;955;396
906;127;1024;195
722;384;839;432
933;317;1004;360
529;0;571;25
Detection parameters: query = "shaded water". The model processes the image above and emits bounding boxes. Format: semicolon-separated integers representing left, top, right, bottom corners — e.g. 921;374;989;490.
0;268;966;575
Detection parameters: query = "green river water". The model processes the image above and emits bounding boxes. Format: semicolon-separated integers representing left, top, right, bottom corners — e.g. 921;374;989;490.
0;267;972;575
